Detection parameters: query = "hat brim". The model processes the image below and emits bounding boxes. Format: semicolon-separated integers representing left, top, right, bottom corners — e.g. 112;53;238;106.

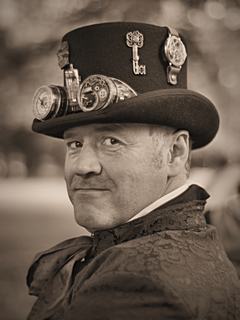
32;89;219;149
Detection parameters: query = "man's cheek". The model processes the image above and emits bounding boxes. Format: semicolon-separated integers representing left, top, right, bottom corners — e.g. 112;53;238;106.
64;160;75;183
64;168;75;202
114;170;140;198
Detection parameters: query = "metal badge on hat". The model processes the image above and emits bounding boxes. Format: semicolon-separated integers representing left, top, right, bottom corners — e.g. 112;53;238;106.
164;27;187;85
126;30;146;75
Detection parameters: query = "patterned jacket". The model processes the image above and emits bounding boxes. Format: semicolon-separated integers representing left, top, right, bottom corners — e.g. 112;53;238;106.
27;185;240;320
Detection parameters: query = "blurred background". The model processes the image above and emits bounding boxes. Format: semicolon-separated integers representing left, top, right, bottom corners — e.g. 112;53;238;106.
0;0;240;319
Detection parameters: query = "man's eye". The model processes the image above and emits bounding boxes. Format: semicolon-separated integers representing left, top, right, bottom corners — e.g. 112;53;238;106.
103;137;121;146
67;141;82;150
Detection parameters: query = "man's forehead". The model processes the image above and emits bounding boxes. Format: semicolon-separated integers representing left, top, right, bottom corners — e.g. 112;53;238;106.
63;123;164;139
63;123;130;138
63;123;177;139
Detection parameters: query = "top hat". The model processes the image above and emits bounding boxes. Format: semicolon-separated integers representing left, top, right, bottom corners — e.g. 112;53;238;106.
32;22;219;149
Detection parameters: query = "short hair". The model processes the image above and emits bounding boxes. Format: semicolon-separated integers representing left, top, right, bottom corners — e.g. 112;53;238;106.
149;125;192;177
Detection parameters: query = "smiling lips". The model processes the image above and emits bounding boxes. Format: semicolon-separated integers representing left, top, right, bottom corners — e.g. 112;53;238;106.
73;188;110;198
74;188;109;191
70;175;113;193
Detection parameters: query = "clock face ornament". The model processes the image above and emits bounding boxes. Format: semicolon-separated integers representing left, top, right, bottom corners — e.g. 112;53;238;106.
164;28;187;85
77;75;114;112
165;35;187;67
77;74;137;112
32;85;67;120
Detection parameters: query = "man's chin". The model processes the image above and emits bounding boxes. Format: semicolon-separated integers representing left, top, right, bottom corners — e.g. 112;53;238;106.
73;206;121;232
74;219;113;233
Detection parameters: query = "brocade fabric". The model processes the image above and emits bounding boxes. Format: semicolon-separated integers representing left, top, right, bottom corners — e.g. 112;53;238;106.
27;185;240;319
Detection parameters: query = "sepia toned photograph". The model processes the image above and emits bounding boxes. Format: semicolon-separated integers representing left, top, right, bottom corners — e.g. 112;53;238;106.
0;1;240;319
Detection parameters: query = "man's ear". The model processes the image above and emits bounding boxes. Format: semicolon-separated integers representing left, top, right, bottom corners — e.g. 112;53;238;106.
167;130;190;177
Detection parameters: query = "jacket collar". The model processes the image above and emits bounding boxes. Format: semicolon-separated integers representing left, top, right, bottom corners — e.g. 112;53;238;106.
92;184;209;255
27;184;209;316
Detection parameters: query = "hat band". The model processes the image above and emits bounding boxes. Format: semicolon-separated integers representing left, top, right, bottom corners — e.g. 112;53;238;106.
32;74;137;121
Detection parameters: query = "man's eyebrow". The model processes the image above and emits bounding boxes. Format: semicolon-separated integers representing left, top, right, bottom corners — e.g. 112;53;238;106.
63;131;75;139
63;123;127;139
93;123;127;132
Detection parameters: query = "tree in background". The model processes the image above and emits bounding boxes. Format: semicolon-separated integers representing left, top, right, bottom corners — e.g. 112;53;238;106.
0;0;239;175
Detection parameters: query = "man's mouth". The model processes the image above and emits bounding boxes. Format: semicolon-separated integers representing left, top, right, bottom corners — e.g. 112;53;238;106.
72;188;110;200
73;187;110;193
74;188;109;191
70;176;112;193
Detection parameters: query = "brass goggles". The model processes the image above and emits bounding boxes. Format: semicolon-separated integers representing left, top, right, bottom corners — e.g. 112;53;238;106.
32;65;137;121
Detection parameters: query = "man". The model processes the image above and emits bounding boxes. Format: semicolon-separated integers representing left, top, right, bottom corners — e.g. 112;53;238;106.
27;22;240;320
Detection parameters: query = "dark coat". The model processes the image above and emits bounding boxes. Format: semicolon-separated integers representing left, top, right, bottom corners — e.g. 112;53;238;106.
27;185;240;320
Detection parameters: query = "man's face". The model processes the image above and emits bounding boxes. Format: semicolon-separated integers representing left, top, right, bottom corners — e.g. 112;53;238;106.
64;123;171;232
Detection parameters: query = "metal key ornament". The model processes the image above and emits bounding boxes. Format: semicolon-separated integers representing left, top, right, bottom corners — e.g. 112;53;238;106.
126;31;146;75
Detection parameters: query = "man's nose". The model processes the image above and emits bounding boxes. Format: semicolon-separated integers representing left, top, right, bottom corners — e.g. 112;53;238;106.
74;145;102;176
